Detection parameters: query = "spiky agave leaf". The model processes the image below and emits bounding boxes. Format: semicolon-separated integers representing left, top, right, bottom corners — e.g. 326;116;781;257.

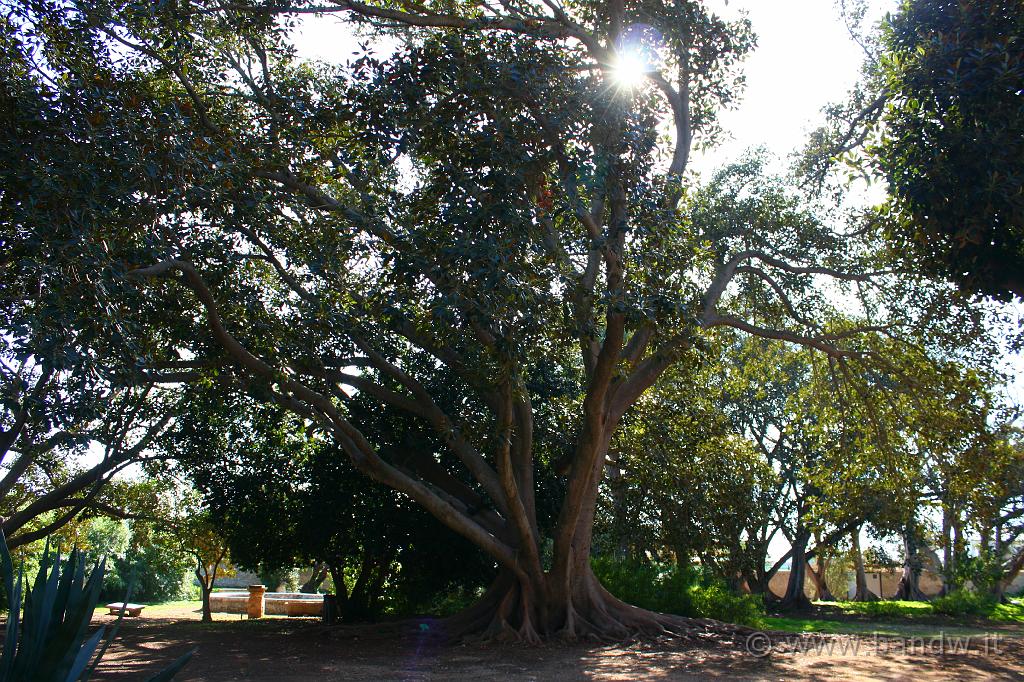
0;531;192;681
0;532;21;682
0;537;106;681
144;648;198;682
81;568;137;681
37;552;107;681
10;542;61;678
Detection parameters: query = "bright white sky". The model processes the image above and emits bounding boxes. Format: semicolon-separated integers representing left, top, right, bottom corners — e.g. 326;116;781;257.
695;0;893;170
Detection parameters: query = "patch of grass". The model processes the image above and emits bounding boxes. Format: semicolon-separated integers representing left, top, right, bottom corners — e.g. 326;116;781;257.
988;598;1024;623
931;590;998;617
759;615;1004;639
93;599;204;618
761;616;885;635
759;597;1024;639
827;600;932;619
819;597;1024;622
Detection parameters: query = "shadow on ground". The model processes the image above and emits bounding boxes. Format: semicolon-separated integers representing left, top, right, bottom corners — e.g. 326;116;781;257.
90;612;1024;681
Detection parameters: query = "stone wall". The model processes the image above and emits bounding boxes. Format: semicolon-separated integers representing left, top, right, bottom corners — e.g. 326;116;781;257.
768;568;957;600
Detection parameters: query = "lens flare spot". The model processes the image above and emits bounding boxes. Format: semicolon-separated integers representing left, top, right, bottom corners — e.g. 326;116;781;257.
612;50;649;89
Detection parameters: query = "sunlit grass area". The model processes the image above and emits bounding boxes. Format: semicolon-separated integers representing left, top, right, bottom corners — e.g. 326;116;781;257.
828;600;934;618
990;599;1024;623
822;598;1024;621
90;598;323;623
92;600;204;618
759;616;1006;639
759;598;1024;638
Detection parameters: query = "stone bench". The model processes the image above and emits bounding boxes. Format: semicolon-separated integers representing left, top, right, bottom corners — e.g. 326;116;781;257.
106;602;145;617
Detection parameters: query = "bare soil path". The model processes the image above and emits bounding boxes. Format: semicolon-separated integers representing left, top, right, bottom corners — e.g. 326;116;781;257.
89;604;1024;681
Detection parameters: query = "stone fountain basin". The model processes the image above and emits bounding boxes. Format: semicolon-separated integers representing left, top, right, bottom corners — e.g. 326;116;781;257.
209;591;324;616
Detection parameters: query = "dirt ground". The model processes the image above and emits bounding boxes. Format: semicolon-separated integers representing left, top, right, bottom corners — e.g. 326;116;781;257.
90;605;1024;681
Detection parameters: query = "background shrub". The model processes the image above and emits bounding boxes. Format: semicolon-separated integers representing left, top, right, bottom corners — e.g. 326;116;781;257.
931;590;997;617
591;556;763;625
258;566;302;592
102;544;194;602
860;600;912;618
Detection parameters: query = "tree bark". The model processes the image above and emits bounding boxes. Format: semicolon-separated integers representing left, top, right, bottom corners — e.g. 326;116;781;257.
777;528;812;610
441;562;751;644
851;528;876;602
365;556;392;615
895;523;925;600
300;562;328;593
747;536;780;597
196;568;213;623
344;554;376;621
328;560;348;611
953;517;965;587
806;558;835;601
605;455;629;559
438;433;754;642
941;508;953;595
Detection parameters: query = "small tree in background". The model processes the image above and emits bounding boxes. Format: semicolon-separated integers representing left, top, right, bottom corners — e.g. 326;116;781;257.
176;505;235;622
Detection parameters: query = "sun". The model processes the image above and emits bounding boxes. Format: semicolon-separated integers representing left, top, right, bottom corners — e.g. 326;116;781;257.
611;50;650;90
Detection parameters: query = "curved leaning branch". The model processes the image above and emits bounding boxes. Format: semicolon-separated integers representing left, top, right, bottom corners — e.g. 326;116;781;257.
126;260;526;577
647;70;692;183
695;247;893;357
702;313;861;358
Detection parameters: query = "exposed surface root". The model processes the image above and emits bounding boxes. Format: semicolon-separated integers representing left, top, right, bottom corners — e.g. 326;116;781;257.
437;570;758;647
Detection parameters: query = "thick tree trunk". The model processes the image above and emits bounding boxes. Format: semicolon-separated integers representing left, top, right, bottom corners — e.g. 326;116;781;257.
776;529;812;611
952;518;965;587
806;558;835;601
300;562;328;593
439;432;753;642
895;524;925;601
941;509;953;594
992;577;1008;602
313;375;753;642
442;564;751;644
747;538;776;597
341;551;394;621
344;554;375;621
851;528;876;602
364;554;393;616
196;569;213;623
327;560;349;613
605;456;630;559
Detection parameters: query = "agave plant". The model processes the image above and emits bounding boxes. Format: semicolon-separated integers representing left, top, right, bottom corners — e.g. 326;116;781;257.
0;532;193;682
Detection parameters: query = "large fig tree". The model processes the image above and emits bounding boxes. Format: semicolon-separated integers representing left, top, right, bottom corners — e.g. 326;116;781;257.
2;0;988;640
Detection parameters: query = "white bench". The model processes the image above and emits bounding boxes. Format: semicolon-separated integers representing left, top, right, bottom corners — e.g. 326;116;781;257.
106;602;145;617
